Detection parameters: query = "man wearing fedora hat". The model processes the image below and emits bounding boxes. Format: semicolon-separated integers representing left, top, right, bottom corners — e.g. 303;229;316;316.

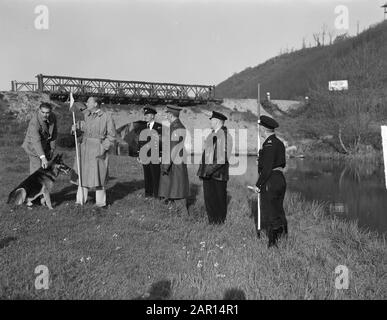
197;110;232;224
158;105;189;214
253;115;288;247
138;106;163;199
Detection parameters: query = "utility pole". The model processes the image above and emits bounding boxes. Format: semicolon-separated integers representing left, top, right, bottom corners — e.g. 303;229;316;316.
382;3;387;20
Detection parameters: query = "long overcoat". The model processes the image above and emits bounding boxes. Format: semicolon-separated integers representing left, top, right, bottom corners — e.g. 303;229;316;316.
73;108;116;188
158;118;189;199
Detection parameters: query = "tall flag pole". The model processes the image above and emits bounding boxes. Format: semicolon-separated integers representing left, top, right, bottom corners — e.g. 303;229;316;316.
69;92;83;204
257;83;261;237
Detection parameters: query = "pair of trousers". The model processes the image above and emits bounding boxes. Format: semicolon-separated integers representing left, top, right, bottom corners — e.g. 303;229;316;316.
142;163;160;197
258;171;287;234
203;179;227;224
76;186;106;207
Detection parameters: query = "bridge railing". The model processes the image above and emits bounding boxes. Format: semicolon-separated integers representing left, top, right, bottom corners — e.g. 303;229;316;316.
35;74;216;104
11;81;38;92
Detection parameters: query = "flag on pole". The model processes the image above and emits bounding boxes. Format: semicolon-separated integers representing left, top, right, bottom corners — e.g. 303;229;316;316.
68;92;85;113
69;91;75;111
69;91;84;203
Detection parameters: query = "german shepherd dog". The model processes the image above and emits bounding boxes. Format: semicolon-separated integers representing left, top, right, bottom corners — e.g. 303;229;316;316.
7;154;71;209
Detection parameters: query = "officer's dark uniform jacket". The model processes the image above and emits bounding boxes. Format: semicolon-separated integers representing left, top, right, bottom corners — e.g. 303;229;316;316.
256;134;286;189
137;121;163;161
197;126;232;181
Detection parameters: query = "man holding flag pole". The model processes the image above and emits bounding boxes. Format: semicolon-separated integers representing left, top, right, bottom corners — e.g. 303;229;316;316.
253;84;288;248
69;92;83;204
70;94;116;208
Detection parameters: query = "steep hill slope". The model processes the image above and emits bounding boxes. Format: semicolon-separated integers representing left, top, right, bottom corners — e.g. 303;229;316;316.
216;21;387;100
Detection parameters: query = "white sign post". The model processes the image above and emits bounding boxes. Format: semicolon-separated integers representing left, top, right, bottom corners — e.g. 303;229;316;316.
329;80;348;91
382;126;387;190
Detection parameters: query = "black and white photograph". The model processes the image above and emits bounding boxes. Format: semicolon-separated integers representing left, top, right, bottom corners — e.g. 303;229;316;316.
0;0;386;304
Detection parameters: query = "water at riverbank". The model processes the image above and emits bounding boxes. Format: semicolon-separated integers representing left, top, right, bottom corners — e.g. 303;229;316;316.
233;156;387;235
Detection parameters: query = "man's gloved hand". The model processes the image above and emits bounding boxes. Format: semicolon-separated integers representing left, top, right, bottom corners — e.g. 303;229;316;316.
161;164;171;176
253;186;260;193
203;169;212;179
41;156;49;169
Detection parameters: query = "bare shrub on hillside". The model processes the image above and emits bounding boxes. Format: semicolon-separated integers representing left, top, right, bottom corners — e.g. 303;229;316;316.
305;44;385;154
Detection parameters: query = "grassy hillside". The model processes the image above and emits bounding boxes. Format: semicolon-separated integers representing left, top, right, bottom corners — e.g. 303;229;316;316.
1;148;386;299
216;21;387;100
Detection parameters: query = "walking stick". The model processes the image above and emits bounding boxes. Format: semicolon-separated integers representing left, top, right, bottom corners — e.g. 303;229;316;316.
69;92;83;205
257;84;261;238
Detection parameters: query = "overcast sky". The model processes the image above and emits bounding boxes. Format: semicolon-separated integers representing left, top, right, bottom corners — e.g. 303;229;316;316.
0;0;384;90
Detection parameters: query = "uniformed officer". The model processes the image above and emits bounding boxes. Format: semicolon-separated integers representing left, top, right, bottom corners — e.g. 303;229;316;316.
158;105;189;214
253;115;288;247
197;111;232;224
138;106;163;198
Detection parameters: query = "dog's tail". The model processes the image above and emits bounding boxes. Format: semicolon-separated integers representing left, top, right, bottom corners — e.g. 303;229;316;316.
7;188;26;205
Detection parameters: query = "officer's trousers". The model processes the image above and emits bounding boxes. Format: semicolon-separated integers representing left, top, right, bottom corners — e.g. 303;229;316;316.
203;179;227;224
259;171;288;246
143;163;160;197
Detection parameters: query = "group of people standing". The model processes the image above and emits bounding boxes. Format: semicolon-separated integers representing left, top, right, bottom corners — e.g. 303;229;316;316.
22;97;288;247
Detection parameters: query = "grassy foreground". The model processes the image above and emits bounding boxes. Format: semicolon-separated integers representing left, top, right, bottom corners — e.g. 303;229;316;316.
0;146;386;300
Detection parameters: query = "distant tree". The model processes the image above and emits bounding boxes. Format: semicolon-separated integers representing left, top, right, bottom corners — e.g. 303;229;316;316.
328;30;335;45
313;33;321;47
321;23;328;46
302;37;307;49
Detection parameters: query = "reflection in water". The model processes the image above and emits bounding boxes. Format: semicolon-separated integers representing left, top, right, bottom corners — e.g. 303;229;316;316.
234;156;387;235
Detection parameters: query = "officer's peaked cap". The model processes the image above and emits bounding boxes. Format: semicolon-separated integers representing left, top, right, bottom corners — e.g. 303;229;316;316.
259;115;279;129
166;105;181;116
143;106;157;115
210;111;227;121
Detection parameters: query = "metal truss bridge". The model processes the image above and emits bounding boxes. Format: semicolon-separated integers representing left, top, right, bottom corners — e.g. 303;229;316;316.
11;74;220;106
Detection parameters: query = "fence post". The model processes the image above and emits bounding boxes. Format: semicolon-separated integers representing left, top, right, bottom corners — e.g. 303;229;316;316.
36;74;44;92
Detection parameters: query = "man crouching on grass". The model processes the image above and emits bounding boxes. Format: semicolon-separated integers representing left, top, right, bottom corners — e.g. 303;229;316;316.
22;102;57;174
